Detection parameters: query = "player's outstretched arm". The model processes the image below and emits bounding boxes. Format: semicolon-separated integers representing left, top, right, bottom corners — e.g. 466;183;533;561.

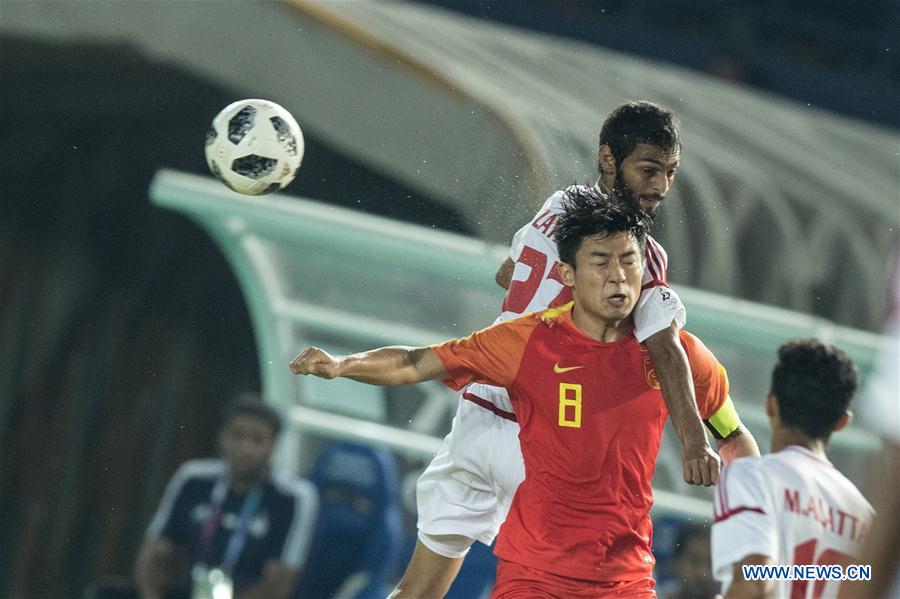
645;323;720;486
289;346;448;386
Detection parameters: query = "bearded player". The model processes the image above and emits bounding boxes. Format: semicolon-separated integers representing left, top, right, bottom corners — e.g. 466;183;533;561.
292;194;756;597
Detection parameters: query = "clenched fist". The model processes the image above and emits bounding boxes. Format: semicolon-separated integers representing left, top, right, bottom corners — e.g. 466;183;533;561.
683;442;721;487
290;347;343;379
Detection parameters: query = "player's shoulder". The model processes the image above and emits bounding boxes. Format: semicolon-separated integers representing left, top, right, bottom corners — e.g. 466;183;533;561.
770;446;837;474
161;459;224;504
678;330;719;366
840;475;874;516
726;450;835;489
545;184;605;212
536;301;574;324
491;303;572;337
774;447;872;504
471;309;546;346
645;234;666;255
826;468;872;513
745;448;819;471
677;329;704;350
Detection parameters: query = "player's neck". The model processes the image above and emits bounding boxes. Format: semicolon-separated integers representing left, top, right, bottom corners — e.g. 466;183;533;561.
772;428;828;458
570;306;631;343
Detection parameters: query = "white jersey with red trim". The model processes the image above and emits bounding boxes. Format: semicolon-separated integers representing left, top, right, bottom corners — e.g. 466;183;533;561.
463;184;679;417
711;447;874;598
500;184;668;322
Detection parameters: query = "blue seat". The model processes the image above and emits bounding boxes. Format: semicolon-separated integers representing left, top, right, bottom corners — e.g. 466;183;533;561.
294;441;403;599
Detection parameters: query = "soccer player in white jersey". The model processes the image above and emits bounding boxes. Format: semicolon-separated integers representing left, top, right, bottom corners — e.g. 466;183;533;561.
392;102;760;597
712;340;874;599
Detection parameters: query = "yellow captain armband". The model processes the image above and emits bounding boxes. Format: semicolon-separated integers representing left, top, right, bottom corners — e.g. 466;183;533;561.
703;394;741;440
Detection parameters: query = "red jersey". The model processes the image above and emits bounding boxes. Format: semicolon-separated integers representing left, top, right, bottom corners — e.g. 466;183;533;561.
432;303;728;582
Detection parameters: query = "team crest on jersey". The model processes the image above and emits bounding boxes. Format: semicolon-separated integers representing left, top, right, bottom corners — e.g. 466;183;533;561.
642;354;661;389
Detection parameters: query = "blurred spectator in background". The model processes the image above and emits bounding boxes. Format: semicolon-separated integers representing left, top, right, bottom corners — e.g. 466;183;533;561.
656;522;719;599
840;250;900;599
134;394;318;599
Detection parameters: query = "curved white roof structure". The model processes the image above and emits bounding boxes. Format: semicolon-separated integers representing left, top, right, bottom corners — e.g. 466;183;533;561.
4;0;897;327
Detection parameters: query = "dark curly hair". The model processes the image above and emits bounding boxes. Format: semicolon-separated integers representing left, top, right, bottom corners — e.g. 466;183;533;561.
770;339;858;440
554;186;651;268
599;101;681;169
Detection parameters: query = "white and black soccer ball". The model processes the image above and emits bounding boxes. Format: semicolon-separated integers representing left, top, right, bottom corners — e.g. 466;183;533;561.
204;99;304;195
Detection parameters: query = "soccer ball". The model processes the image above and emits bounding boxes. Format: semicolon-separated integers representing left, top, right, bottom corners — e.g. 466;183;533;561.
204;99;305;195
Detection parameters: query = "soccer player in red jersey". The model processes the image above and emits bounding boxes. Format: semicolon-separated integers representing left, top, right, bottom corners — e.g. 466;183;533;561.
291;192;753;597
389;103;758;598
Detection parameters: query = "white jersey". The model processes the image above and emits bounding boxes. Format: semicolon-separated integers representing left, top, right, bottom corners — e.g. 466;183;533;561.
501;184;669;321
712;447;874;599
463;184;682;417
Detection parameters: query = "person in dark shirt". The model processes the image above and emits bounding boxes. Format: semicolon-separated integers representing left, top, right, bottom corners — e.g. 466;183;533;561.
135;394;318;599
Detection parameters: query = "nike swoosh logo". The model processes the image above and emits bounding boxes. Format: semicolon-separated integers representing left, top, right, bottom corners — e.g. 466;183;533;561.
553;363;584;374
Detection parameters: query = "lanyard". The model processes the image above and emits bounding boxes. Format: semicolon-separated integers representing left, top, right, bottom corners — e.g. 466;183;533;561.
198;477;264;572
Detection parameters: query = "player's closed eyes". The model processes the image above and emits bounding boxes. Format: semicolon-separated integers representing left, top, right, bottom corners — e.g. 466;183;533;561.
589;261;637;270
